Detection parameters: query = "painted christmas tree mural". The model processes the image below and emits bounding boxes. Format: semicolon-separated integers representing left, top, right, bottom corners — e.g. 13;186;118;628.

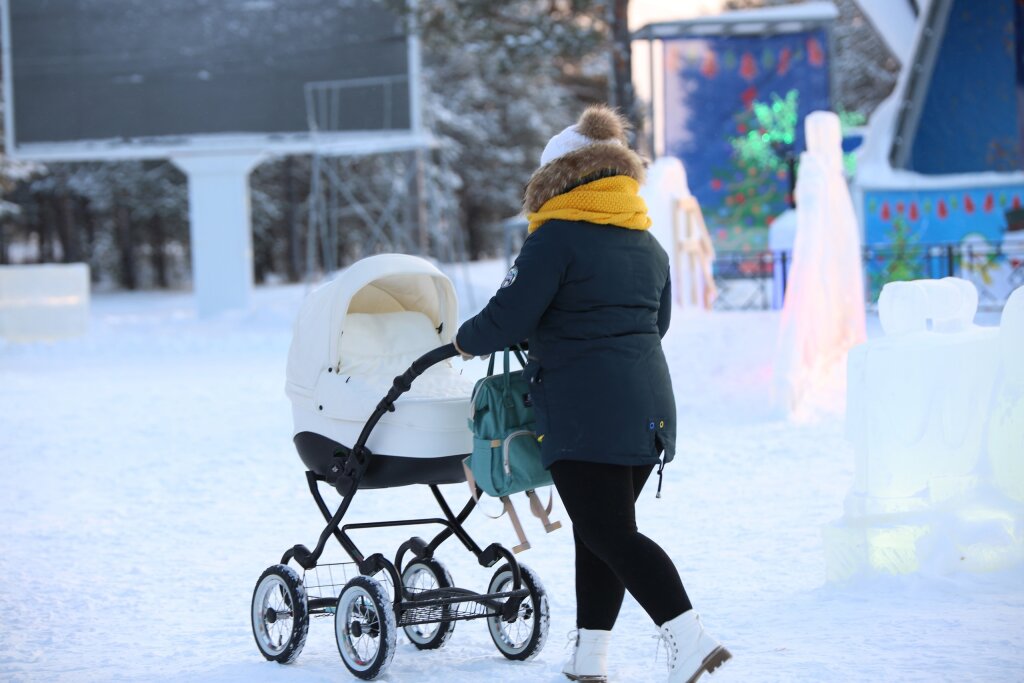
662;30;830;252
868;212;923;300
862;185;1024;301
714;89;799;243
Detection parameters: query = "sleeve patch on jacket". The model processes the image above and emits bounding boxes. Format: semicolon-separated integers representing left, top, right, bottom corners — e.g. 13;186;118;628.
500;266;519;288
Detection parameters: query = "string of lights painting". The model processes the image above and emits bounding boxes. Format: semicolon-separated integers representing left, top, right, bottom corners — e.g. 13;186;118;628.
663;30;830;251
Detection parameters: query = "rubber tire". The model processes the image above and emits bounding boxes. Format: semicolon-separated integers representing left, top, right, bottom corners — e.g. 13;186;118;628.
401;558;456;650
251;564;309;664
334;575;397;680
485;563;549;661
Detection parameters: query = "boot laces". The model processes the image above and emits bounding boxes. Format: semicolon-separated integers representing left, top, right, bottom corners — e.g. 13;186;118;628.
656;614;705;671
654;629;678;670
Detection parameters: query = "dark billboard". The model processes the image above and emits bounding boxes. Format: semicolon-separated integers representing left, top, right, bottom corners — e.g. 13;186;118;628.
7;0;411;147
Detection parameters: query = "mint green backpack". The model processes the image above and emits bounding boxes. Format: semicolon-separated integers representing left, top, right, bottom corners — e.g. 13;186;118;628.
463;348;561;552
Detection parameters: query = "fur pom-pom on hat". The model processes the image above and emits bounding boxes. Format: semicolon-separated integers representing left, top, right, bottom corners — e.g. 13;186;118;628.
526;105;646;214
577;104;630;144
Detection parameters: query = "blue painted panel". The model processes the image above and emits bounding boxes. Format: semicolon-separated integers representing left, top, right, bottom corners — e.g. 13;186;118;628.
863;186;1024;246
909;0;1021;173
662;30;830;249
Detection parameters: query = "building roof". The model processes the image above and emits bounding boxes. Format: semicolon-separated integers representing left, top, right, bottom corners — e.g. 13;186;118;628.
632;1;838;41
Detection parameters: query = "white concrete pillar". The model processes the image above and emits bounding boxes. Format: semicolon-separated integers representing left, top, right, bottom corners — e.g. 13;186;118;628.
171;154;264;317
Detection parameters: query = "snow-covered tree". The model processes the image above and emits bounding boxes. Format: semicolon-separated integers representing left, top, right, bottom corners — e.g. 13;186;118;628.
250;155;311;283
5;1;615;281
14;161;189;289
0;94;44;263
388;0;611;257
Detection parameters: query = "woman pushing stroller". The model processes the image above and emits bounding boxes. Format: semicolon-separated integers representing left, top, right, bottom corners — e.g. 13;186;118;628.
454;105;732;683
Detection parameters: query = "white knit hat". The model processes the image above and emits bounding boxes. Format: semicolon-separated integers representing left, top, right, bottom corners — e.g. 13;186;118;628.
524;105;645;214
540;125;622;167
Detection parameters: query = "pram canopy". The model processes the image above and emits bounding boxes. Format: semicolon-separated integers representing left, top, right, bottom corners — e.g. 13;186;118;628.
286;255;474;466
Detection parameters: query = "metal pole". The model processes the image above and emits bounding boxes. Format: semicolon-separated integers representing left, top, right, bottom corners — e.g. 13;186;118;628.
414;148;429;255
780;250;788;301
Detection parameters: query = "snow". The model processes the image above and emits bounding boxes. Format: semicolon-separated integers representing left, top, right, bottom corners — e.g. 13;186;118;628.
1;262;1022;682
634;1;839;38
854;0;917;65
10;130;434;163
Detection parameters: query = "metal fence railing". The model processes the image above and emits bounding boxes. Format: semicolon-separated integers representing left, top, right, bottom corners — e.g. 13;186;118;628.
713;239;1024;311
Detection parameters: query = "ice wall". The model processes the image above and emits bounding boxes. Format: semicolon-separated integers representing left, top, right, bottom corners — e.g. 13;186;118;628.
0;264;90;342
824;279;1024;581
774;112;866;415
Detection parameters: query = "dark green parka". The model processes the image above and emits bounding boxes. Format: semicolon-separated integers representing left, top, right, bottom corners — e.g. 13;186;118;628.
455;218;676;470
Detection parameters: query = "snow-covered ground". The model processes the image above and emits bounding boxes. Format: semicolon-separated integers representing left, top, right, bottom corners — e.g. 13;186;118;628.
1;261;1021;682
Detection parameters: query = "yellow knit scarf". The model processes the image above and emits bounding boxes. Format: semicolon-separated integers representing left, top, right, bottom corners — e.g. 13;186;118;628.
526;175;652;234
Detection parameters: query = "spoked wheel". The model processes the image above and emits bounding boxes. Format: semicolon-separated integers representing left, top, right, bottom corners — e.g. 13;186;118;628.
335;575;397;680
485;563;549;661
401;558;456;650
251;564;309;664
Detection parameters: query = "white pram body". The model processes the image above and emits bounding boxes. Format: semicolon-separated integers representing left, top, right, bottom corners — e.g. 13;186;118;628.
254;262;553;679
285;255;475;483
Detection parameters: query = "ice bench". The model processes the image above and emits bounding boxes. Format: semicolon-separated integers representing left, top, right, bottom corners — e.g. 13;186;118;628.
824;278;1024;580
0;263;90;342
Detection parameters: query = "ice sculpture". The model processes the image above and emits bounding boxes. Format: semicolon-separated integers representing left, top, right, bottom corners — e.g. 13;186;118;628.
824;279;1024;580
640;157;717;311
774;111;866;414
878;278;978;335
988;287;1024;503
0;263;90;342
768;209;796;309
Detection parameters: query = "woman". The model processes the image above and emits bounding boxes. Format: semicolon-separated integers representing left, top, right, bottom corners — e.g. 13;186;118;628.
453;106;731;683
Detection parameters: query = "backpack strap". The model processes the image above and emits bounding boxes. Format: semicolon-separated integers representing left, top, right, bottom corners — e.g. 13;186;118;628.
462;458;506;520
463;460;533;552
525;489;562;533
502;496;531;553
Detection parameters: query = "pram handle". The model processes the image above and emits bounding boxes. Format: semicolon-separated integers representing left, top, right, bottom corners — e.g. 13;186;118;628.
385;343;459;402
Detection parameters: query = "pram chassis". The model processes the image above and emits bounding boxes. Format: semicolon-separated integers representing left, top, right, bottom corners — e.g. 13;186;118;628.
251;343;549;680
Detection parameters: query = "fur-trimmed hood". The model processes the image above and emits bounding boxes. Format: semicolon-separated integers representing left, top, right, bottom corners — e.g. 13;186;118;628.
524;105;646;214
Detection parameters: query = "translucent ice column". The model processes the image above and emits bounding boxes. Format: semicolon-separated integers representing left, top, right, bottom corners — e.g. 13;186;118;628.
775;111;866;415
988;287;1024;503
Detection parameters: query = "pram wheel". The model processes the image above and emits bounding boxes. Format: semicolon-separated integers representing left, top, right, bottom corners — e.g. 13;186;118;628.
485;563;549;661
401;559;456;650
251;564;309;664
335;575;397;680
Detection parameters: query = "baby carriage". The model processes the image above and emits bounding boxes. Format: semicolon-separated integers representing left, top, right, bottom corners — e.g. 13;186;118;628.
250;254;550;680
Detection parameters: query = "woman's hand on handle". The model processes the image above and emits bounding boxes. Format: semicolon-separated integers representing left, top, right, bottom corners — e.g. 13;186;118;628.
453;335;475;360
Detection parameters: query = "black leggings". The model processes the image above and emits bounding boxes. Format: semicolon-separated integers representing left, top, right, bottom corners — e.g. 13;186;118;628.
549;460;693;630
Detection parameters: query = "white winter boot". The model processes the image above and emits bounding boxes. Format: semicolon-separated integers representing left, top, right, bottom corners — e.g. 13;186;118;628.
562;628;611;681
658;610;731;683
